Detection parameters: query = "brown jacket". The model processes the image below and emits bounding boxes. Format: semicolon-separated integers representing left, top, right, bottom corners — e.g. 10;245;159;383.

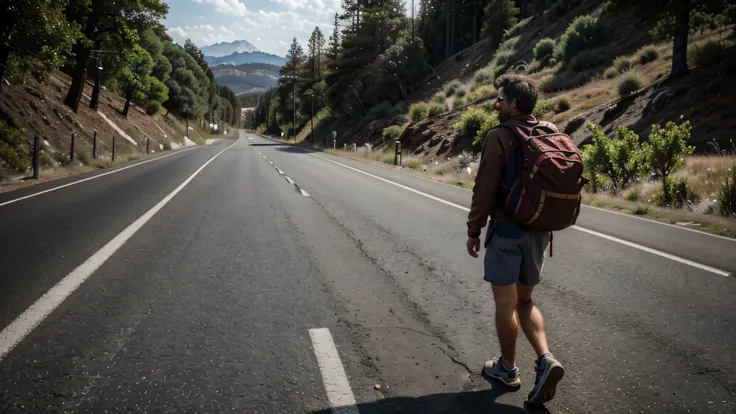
466;115;557;238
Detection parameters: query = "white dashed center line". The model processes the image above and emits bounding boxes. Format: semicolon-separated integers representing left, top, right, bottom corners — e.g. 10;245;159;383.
308;328;359;414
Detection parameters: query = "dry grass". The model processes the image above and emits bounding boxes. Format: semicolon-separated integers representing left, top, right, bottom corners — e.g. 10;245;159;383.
675;155;736;199
583;192;736;238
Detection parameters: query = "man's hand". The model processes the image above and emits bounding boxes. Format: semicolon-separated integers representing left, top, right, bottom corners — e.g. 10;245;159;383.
466;237;481;258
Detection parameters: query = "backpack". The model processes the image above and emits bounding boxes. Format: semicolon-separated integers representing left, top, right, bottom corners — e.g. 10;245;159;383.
499;119;588;233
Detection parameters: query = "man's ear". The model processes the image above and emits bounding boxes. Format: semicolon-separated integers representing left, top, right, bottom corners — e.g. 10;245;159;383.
511;99;518;110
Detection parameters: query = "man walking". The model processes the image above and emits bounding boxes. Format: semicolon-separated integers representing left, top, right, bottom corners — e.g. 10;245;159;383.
466;74;585;405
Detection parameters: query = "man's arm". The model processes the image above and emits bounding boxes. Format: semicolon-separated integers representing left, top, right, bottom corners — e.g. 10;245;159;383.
466;130;506;239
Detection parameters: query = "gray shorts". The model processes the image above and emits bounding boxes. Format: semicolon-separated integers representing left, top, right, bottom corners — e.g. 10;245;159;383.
484;222;550;286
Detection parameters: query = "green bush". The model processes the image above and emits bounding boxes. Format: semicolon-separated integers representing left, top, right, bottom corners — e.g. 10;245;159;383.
454;107;488;139
688;41;726;67
445;81;462;97
453;97;466;110
468;85;497;103
632;204;650;215
382;124;406;143
409;102;428;122
39;150;54;169
433;93;446;104
366;101;393;121
637;46;659;65
642;120;695;203
585;124;647;192
654;177;699;208
626;189;640;202
717;167;736;217
427;104;448;118
455;87;467;98
76;144;93;165
474;68;494;85
556;15;605;61
163;140;172;151
534;38;556;62
145;102;162;116
612;56;632;73
504;16;533;39
0;120;31;173
405;158;423;170
556;97;572;113
569;48;607;72
533;99;552;119
492;49;515;72
617;73;644;96
474;113;500;147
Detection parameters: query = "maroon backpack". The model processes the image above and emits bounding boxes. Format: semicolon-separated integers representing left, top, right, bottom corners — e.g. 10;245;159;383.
499;119;588;233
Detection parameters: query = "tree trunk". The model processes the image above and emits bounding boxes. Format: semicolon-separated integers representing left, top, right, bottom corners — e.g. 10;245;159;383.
122;89;132;117
445;0;451;59
473;1;478;44
671;0;692;79
0;44;11;94
64;43;91;111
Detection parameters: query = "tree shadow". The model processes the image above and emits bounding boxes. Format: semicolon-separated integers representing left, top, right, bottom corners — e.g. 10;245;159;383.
273;145;319;154
310;385;552;414
248;143;289;147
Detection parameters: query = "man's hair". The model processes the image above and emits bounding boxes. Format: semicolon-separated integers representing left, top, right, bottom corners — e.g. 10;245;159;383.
494;74;538;115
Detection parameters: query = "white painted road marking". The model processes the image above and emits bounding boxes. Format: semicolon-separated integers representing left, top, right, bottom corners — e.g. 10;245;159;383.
269;161;274;165
310;154;731;277
300;189;310;197
0;146;199;208
285;176;295;185
276;167;285;175
0;139;239;362
308;328;359;414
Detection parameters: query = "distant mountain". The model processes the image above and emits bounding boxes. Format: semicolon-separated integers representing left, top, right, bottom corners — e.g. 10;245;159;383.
201;40;259;58
205;51;287;67
212;63;281;95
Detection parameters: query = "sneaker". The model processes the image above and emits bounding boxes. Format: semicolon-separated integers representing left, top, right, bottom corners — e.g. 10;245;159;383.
481;356;521;387
527;354;565;405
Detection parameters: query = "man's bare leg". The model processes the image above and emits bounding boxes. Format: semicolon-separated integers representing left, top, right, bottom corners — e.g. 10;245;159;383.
491;284;519;367
515;282;549;358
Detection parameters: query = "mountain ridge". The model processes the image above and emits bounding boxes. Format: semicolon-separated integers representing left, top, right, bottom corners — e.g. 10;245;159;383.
201;40;259;57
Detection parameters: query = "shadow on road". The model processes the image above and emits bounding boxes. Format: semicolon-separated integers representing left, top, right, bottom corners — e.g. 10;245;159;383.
310;385;551;414
248;143;289;147
273;145;317;154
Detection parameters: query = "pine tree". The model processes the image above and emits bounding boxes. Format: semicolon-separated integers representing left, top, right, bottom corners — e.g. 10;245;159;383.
481;0;520;45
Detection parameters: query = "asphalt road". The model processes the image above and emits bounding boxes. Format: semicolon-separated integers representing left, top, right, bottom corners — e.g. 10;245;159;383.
1;131;735;413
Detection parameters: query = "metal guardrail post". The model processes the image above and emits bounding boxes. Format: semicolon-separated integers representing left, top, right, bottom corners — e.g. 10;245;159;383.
33;135;40;180
93;131;97;159
112;135;116;161
70;132;76;163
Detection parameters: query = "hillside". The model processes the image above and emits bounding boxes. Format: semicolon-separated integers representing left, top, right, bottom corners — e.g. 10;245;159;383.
318;0;735;159
212;63;280;95
0;71;199;183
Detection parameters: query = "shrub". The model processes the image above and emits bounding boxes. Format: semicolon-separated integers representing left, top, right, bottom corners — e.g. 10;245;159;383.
455;87;467;98
468;85;497;103
604;67;619;79
163;140;172;151
405;158;422;170
533;99;551;119
654;177;699;208
612;56;632;73
76;144;93;165
366;101;393;121
433;93;446;104
688;41;726;68
617;72;644;96
632;205;650;215
504;16;533;39
0;120;31;173
454;107;488;139
430;158;460;176
492;49;515;72
556;97;572;113
39;150;54;169
585;124;647;192
717;167;736;216
382;124;406;143
474;113;500;147
409;102;428;122
534;38;556;62
539;74;567;93
145;102;162;116
643;120;695;203
427;104;447;118
453;97;466;109
445;81;462;97
637;46;659;65
474;68;494;85
556;15;605;61
457;151;479;170
569;48;607;72
626;189;640;202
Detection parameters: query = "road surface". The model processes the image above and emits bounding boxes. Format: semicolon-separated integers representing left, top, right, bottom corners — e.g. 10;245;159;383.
1;131;735;413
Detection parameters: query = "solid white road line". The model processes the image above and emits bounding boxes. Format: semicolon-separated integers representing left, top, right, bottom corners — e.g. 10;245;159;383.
0;139;239;362
300;189;310;197
285;176;295;185
0;146;199;208
308;328;359;414
310;153;731;277
572;226;730;277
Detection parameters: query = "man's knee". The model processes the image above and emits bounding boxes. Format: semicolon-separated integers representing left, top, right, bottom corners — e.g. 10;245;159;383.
517;296;533;307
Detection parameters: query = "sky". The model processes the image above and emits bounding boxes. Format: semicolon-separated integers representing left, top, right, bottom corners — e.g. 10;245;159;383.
162;0;343;57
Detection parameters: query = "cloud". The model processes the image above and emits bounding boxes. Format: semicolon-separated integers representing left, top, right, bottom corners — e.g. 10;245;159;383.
190;0;247;17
